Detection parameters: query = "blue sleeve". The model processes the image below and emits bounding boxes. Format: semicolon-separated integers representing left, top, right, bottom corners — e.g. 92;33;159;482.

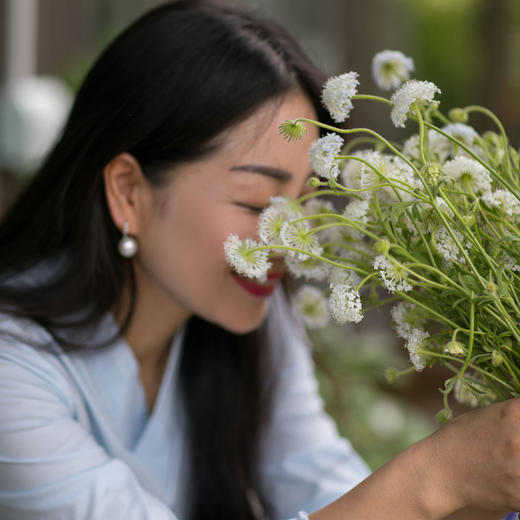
0;338;179;520
260;290;370;520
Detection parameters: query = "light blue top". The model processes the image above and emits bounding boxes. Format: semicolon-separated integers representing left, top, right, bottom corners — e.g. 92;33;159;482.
0;287;370;519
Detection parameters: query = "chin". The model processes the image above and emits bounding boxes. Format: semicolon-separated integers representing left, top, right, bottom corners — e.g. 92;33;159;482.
216;306;269;335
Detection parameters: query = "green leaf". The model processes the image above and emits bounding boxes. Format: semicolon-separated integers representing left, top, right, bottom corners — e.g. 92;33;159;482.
458;274;482;293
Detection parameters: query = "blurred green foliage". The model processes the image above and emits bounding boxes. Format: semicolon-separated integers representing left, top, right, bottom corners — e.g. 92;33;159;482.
403;0;484;110
310;323;435;471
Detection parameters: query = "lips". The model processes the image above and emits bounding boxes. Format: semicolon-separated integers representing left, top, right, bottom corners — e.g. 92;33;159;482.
233;270;285;298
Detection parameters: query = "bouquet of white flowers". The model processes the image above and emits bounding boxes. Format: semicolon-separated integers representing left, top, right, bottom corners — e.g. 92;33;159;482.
224;50;520;421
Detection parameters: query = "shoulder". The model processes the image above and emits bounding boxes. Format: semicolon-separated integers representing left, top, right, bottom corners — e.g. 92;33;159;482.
0;312;77;412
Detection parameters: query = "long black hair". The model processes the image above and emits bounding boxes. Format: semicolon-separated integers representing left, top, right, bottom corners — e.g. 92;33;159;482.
0;1;329;518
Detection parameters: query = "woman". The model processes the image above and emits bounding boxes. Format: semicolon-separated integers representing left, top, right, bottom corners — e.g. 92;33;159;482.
0;1;519;519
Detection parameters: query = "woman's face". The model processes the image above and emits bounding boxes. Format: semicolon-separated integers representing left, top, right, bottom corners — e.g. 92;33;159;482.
135;90;319;334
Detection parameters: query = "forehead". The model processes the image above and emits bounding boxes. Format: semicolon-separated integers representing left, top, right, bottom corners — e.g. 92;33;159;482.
214;91;319;170
166;91;318;194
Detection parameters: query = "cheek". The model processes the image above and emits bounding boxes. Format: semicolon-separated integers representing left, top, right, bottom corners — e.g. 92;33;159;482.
141;200;258;292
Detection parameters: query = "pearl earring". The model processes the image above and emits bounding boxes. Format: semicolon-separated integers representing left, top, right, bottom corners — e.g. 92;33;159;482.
118;221;138;258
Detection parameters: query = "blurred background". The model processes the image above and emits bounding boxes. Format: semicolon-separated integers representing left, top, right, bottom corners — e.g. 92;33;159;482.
1;0;518;470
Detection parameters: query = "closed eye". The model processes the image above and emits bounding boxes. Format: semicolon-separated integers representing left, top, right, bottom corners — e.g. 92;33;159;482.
235;202;266;214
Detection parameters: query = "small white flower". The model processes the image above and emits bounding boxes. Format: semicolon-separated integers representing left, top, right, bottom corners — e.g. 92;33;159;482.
402;134;421;161
340;148;373;189
329;283;363;324
329;266;361;288
405;327;429;371
372;50;414;90
280;220;323;261
343;199;370;224
482;189;520;216
359;151;391;198
269;195;305;218
391;302;425;339
405;125;482;163
454;379;479;408
292;285;329;329
402;131;447;163
285;256;330;281
434;197;454;217
386;156;421;201
443;156;492;194
258;205;286;245
390;80;441;128
441;123;480;157
500;253;520;272
309;133;343;180
373;255;412;293
358;152;420;202
321;72;359;123
433;226;468;264
224;234;271;280
303;198;335;216
429;131;454;163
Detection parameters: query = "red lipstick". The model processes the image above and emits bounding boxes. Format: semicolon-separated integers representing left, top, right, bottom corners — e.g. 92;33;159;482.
233;270;285;298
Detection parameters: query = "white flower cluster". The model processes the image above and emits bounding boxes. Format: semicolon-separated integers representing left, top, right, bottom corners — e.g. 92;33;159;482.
403;123;482;163
500;253;520;272
223;234;271;280
329;283;363;324
343;199;370;224
433;226;469;265
391;302;425;339
373;255;412;293
357;151;420;202
280;220;323;260
390;80;441;128
321;72;359;123
372;50;414;90
224;50;520;413
258;196;304;245
405;328;429;371
443;156;491;194
483;189;520;217
292;285;329;329
309;133;343;180
330;266;361;288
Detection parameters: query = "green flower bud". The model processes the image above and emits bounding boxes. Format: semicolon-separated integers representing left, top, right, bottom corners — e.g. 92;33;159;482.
278;119;307;141
483;131;500;147
306;176;322;188
492;349;505;367
385;367;399;384
422;162;440;184
443;341;466;356
448;108;469;123
436;408;453;424
487;281;497;295
461;215;474;227
374;239;391;255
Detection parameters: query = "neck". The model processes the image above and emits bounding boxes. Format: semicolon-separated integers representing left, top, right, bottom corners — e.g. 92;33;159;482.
113;261;192;367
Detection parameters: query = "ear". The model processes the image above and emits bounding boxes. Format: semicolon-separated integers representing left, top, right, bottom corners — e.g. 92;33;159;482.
103;152;147;235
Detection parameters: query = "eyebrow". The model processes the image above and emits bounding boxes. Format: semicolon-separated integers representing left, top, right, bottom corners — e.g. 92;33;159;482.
230;164;292;182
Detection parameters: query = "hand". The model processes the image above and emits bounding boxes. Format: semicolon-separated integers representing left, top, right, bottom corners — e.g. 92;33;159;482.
414;397;520;516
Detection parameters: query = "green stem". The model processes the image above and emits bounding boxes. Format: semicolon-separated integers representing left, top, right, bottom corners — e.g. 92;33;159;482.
414;103;428;164
464;105;512;180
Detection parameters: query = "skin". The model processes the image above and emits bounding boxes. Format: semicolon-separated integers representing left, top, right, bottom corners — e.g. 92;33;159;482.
103;89;520;519
103;89;318;411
